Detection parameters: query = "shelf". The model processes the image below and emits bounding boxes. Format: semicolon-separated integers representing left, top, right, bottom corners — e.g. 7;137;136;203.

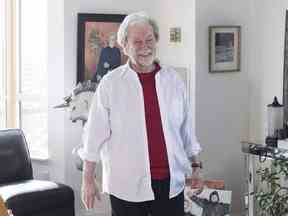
242;141;288;160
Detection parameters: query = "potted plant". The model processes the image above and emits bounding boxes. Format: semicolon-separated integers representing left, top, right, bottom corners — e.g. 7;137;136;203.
256;158;288;216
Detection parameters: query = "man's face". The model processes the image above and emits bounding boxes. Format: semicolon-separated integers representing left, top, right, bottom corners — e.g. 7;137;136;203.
108;35;116;48
211;194;219;203
124;23;157;68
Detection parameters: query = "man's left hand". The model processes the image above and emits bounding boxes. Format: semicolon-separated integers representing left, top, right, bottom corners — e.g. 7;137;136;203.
189;167;204;194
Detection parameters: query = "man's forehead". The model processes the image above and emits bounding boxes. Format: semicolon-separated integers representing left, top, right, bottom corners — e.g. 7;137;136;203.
127;23;154;36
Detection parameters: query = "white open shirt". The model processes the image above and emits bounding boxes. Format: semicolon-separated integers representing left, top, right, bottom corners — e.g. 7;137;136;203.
80;62;201;202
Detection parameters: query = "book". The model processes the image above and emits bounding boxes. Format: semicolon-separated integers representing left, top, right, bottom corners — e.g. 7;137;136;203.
184;186;232;216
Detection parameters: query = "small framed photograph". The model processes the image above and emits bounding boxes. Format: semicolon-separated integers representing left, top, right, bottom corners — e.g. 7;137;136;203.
209;26;241;73
184;187;232;216
77;13;127;83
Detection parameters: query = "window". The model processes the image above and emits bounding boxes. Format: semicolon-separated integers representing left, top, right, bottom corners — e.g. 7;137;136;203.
18;0;48;159
0;0;6;128
1;0;48;159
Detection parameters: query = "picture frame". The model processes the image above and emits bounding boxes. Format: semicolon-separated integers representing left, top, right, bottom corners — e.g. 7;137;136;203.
209;26;241;73
184;187;232;216
77;13;127;83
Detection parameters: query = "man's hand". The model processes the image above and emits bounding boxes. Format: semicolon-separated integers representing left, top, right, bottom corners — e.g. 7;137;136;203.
81;160;101;209
190;167;204;189
187;156;204;191
186;166;205;196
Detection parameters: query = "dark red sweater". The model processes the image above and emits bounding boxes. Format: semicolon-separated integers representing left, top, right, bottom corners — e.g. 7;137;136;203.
137;64;170;180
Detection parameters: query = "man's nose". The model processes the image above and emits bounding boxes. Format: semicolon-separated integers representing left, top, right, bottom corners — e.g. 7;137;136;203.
138;41;150;49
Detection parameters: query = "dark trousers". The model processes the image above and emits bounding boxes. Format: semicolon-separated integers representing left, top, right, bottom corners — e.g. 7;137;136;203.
110;178;184;216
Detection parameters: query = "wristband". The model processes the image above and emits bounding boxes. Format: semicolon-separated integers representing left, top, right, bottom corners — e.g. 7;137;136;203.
191;161;202;169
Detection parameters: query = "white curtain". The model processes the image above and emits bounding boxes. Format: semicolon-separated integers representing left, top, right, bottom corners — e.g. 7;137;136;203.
0;0;8;128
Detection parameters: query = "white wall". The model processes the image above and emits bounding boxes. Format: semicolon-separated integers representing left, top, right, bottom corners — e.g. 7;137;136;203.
47;0;66;183
151;1;195;67
248;1;288;141
151;0;196;126
196;0;250;213
32;0;66;184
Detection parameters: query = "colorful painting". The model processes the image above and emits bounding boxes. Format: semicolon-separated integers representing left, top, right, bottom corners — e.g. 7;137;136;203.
77;14;127;83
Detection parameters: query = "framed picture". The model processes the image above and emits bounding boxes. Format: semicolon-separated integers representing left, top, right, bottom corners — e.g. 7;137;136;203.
209;26;241;73
77;13;127;83
184;187;232;216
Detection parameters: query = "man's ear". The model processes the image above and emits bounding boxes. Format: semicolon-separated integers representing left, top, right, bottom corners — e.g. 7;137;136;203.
122;41;129;56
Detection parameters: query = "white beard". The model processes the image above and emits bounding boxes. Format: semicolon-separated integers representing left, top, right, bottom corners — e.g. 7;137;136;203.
137;53;155;67
129;48;156;67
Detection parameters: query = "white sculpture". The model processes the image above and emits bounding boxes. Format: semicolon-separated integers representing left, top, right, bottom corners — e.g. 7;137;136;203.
54;80;99;171
54;80;98;124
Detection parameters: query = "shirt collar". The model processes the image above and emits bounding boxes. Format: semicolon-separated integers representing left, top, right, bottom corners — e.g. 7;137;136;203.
124;60;162;75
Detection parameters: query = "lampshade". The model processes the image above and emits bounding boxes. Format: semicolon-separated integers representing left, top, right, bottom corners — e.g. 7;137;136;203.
267;96;283;138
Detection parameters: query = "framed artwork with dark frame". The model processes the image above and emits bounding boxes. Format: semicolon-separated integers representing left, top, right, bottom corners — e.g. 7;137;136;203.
77;13;127;83
209;26;241;73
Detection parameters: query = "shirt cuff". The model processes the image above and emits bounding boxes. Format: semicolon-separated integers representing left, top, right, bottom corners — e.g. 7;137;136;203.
78;147;101;163
187;143;202;158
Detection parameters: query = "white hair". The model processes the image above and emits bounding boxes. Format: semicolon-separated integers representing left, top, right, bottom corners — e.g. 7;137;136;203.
117;11;159;48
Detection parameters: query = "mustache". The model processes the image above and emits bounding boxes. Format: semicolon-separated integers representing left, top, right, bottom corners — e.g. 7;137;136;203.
137;49;153;55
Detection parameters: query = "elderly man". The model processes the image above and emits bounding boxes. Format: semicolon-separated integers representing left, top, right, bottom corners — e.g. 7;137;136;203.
80;12;202;216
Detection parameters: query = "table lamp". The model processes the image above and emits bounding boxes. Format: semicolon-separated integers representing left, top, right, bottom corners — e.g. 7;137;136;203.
266;96;284;147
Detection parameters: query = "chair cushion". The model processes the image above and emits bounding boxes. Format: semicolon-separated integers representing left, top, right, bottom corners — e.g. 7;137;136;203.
0;180;74;215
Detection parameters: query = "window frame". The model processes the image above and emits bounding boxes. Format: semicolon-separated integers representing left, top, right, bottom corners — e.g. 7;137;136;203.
2;0;49;159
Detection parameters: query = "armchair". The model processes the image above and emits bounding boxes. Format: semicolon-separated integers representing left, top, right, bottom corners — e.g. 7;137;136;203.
0;129;75;216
